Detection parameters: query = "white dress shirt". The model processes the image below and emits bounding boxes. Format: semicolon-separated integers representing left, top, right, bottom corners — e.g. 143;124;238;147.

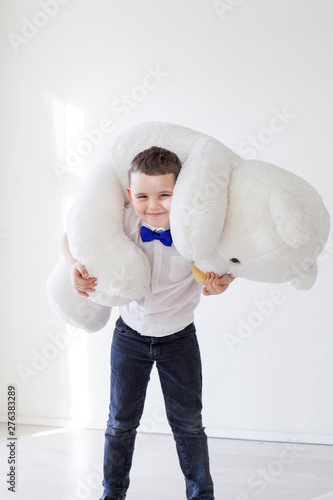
119;206;202;336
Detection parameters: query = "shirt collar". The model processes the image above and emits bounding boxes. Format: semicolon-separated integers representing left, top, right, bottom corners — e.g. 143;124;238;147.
141;221;170;233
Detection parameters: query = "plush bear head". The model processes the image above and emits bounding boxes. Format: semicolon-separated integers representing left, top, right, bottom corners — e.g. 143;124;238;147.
180;158;329;291
46;122;330;332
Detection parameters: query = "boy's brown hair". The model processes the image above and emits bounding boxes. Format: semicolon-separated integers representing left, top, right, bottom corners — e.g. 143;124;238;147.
128;146;182;185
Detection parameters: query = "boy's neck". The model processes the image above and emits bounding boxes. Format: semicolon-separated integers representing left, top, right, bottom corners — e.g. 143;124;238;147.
141;220;170;232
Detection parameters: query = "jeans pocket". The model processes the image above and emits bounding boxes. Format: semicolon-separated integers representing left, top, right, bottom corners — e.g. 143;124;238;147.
116;317;132;335
173;323;196;339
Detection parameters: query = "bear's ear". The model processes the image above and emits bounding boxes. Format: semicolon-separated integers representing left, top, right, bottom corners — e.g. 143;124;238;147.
269;186;312;248
291;261;318;290
170;136;237;261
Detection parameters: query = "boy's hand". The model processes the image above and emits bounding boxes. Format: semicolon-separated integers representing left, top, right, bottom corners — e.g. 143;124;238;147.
202;273;235;296
70;261;97;297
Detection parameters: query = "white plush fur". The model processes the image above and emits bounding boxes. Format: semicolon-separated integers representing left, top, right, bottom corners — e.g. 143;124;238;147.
46;122;330;332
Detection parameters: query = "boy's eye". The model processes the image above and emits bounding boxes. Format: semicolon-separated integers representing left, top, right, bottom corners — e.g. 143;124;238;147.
160;193;171;197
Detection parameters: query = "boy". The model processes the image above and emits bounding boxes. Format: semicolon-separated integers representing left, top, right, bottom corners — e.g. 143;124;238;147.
62;146;235;500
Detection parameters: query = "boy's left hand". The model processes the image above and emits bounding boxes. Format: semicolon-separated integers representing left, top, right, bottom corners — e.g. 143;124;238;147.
202;273;235;296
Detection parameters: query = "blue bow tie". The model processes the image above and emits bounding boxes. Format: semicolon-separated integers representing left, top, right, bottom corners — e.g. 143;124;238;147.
140;226;173;246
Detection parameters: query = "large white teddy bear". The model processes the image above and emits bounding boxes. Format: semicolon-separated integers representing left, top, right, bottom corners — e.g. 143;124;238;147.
46;122;330;332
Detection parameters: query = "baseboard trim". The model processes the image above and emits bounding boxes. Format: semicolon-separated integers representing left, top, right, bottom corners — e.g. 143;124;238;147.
1;414;332;445
205;427;333;445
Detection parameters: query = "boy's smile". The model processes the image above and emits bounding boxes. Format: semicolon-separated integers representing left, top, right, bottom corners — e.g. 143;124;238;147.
127;172;175;228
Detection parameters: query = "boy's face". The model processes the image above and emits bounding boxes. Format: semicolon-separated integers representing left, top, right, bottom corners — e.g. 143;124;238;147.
127;172;175;228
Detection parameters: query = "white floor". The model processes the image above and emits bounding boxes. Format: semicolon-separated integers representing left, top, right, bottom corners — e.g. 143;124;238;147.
0;424;333;500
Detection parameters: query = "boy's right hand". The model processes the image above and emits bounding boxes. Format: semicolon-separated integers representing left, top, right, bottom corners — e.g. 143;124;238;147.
70;261;97;297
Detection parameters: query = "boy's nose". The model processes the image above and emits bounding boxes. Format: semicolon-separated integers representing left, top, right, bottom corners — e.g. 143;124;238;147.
149;199;161;209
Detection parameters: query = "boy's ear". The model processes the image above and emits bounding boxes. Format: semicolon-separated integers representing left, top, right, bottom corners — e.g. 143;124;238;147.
127;186;133;204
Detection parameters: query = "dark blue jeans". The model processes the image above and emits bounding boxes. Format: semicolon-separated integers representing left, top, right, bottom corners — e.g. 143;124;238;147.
102;316;214;500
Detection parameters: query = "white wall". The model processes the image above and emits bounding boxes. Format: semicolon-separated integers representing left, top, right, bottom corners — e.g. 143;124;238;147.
0;0;332;444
